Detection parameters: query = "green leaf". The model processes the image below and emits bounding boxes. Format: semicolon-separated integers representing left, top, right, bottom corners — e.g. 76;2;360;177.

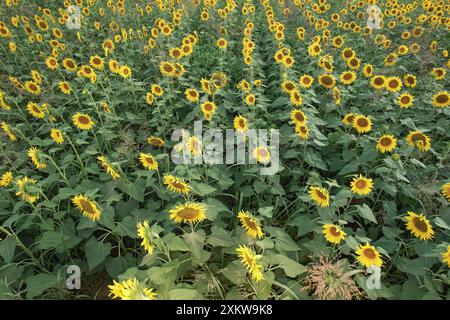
168;288;204;300
25;274;59;299
0;236;16;263
191;182;216;196
258;206;273;218
183;230;205;259
85;237;112;270
356;204;377;224
270;254;306;277
117;179;145;202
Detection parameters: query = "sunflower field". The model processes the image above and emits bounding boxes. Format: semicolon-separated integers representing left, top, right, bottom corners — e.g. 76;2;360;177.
0;0;449;301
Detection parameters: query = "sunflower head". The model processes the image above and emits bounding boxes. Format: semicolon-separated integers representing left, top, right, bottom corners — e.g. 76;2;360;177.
238;210;263;239
169;202;206;224
355;243;383;267
309;186;330;208
405;211;434;241
350;175;374;196
323;224;346;244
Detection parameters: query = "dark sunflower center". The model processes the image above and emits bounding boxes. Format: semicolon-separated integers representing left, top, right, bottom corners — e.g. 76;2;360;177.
356;179;367;189
411;133;426;144
243;217;257;230
436;94;448;104
78;116;90;124
322;76;333;85
316;190;327;200
401;96;410;104
343;73;352;80
295;112;304;121
380;137;392;146
177;208;199;219
357;118;368;127
329;226;340;236
413;217;428;232
363;248;376;259
79;199;94;214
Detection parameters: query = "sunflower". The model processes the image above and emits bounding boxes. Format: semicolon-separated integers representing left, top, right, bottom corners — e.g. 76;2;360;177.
308;43;322;56
233;115;248;134
49;128;64;144
442;246;450;268
355;243;383;267
139;153;158;170
118;65;132;79
16;176;39;203
72;113;94;130
385;77;402;93
309;186;330;208
405;211;434;241
169;202;206;224
27;102;45;119
342;113;356;125
341;47;355;60
245;94;256;106
159;61;176;77
72;194;101;221
200;101;217;115
318;74;336;89
339;71;357;85
299;75;314;88
347;57;360;70
323;224;346;244
0;171;13;188
147;136;165;147
353;115;372;133
370;75;385;89
362;64;374;77
216;38;227;49
146;92;154;106
282;55;294;68
431;68;446;81
108;59;120;74
97;155;120;180
45;56;59;70
137;220;157;255
24;81;41;95
290;109;307;125
376;135;397;153
253;146;271;164
289;90;303;106
169;47;183;59
295;124;309;140
442;183;450;202
350;175;374;195
185;88;199;102
58;81;71;95
109;278;156;300
406;131;431;152
238;210;263;239
28;147;47;169
281;80;297;93
236;245;264;282
403;74;416;88
0;122;16;141
397;93;414;108
163;174;191;194
151;84;164;97
432;91;450;108
89;55;104;70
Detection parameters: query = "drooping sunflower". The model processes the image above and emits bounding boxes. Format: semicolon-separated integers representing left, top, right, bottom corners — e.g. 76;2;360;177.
432;91;450;108
355;243;383;267
109;278;156;300
376;135;397;153
72;113;94;130
28;147;47;169
27;101;45;119
353;115;372;133
323;224;346;244
0;122;16;141
252;146;271;164
15;177;39;203
184;88;199;102
405;211;434;241
236;245;264;282
72;194;101;222
137;220;157;255
290;109;307;125
233;115;248;134
342;113;356;125
299;75;314;88
290;90;303;106
295;124;309;140
442;246;450;268
0;171;13;188
108;59;120;74
169;202;206;224
238;210;263;239
350;175;374;195
139;153;158;171
397;93;414;108
309;186;330;208
97;155;120;180
339;71;357;85
441;182;450;202
406;130;431;152
318;74;336;89
385;77;402;93
163;174;191;194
